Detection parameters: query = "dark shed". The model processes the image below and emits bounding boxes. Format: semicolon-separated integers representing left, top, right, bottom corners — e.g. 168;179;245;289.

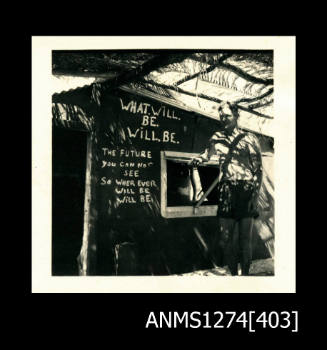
51;51;274;276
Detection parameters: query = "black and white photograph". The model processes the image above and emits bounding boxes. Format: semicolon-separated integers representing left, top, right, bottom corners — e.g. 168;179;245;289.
32;36;295;293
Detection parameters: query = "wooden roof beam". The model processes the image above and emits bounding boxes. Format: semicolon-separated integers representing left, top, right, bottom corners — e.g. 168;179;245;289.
188;53;273;86
174;53;233;86
140;79;273;119
217;62;273;85
234;87;274;104
99;53;193;93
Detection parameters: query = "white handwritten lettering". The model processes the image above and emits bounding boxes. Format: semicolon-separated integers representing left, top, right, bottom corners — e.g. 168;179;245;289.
100;177;112;185
140;194;152;203
119;162;135;168
119;149;152;158
102;161;116;168
115;187;135;195
141;115;159;127
102;148;116;156
126;127;178;143
137;103;144;114
119;98;132;111
117;196;137;204
115;179;136;186
123;169;140;177
137;180;157;187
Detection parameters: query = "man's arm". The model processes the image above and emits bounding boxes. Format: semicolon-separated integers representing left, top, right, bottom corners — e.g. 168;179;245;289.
191;133;222;166
190;150;208;166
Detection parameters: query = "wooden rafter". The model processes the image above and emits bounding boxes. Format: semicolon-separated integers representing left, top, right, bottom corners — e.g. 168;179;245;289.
234;88;274;104
190;52;273;69
216;62;273;85
140;79;273;119
248;100;273;110
189;53;273;86
174;53;233;86
99;53;193;93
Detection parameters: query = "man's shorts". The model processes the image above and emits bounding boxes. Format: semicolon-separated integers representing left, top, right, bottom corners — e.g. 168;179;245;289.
216;180;259;220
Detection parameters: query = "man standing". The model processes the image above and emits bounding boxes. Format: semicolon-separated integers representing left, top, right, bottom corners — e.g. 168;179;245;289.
192;101;263;276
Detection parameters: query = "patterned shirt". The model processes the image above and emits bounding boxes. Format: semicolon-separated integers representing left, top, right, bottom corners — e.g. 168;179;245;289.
199;127;262;182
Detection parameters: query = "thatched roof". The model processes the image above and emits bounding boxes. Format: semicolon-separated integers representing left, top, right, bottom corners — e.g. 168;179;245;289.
52;51;274;137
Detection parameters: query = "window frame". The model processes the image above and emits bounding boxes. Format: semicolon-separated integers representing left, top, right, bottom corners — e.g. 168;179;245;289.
160;151;219;218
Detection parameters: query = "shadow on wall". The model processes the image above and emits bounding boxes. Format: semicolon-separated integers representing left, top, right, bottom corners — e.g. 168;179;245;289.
254;152;274;257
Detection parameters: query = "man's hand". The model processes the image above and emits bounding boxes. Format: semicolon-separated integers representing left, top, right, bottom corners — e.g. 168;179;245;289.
189;157;204;166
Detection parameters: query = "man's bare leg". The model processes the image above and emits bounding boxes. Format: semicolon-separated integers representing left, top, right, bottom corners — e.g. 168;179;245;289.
217;218;238;275
239;217;254;276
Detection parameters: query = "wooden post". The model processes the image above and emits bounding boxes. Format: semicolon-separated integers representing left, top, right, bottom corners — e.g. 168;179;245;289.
78;133;93;275
194;171;222;213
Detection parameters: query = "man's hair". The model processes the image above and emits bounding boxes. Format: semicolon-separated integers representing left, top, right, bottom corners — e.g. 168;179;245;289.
220;101;240;119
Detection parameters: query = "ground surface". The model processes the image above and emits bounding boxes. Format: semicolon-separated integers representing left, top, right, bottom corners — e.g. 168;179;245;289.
178;258;274;276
